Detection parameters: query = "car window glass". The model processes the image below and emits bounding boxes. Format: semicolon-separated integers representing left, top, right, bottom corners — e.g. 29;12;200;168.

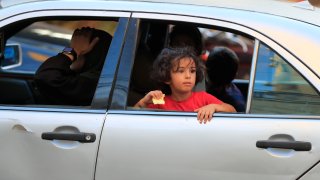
0;19;118;108
251;43;320;115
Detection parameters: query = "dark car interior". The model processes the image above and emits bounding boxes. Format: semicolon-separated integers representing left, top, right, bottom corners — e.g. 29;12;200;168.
0;20;36;105
127;21;168;106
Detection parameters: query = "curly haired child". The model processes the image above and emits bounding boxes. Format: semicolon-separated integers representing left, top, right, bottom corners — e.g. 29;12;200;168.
134;47;236;124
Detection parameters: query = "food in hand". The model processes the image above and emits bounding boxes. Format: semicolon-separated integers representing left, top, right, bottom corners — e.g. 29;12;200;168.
152;94;165;104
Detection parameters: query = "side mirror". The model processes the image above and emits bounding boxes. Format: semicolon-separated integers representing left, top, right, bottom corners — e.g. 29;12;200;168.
0;43;22;70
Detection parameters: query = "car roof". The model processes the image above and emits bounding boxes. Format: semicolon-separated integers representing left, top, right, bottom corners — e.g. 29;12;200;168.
1;0;320;26
1;0;319;77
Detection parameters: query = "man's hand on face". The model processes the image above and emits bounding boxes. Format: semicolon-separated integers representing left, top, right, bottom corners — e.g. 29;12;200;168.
70;27;100;57
69;27;100;72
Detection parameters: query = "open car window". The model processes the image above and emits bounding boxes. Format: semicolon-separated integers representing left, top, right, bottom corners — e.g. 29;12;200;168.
126;19;254;113
125;18;320;116
0;19;119;108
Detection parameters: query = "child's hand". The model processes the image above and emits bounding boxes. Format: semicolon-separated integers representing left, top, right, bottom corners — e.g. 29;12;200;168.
147;90;165;103
194;103;236;124
134;90;164;108
194;104;217;124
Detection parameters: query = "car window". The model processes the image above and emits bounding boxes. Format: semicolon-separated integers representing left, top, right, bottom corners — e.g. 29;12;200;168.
251;43;320;115
126;20;253;112
0;19;119;108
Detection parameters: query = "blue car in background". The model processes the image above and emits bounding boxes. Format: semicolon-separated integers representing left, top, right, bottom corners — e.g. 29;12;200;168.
6;21;71;73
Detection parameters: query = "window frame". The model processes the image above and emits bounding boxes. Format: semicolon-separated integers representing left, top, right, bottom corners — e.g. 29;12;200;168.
109;18;140;110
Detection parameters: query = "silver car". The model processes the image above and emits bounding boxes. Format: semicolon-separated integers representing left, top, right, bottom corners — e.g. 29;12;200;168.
0;0;320;180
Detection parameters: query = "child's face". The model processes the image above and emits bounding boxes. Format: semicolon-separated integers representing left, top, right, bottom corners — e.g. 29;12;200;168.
167;57;196;94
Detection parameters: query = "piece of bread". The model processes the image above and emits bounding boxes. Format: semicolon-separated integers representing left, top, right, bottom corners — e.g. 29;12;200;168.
152;95;165;104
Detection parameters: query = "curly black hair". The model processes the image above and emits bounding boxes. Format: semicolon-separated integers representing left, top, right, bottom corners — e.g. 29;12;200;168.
151;47;205;94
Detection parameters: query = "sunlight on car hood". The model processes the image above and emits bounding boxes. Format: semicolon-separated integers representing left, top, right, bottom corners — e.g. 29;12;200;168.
28;51;49;62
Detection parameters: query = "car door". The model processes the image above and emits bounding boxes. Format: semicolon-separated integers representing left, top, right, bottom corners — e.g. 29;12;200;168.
0;4;131;180
95;10;320;180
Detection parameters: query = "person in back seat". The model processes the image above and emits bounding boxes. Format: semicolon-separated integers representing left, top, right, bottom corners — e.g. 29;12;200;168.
35;27;112;106
205;46;246;112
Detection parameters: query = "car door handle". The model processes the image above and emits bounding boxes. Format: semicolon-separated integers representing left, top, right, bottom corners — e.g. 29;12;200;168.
256;140;311;151
42;132;96;143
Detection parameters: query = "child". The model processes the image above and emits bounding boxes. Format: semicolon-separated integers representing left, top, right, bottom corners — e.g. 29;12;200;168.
134;47;236;124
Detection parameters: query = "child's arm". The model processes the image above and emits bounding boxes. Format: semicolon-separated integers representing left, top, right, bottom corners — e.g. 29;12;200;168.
194;103;236;124
134;90;164;108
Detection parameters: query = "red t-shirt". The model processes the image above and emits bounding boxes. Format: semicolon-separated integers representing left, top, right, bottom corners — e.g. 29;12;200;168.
147;91;223;112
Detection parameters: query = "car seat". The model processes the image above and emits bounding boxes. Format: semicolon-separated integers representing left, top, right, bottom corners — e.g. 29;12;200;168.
0;77;35;104
127;22;167;106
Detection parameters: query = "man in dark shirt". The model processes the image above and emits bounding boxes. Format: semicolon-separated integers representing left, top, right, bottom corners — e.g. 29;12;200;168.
35;27;112;106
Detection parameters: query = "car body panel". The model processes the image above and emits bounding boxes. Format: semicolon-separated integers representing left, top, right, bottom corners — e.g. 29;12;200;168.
96;111;320;180
0;6;128;180
1;0;320;26
0;109;105;180
300;163;320;180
